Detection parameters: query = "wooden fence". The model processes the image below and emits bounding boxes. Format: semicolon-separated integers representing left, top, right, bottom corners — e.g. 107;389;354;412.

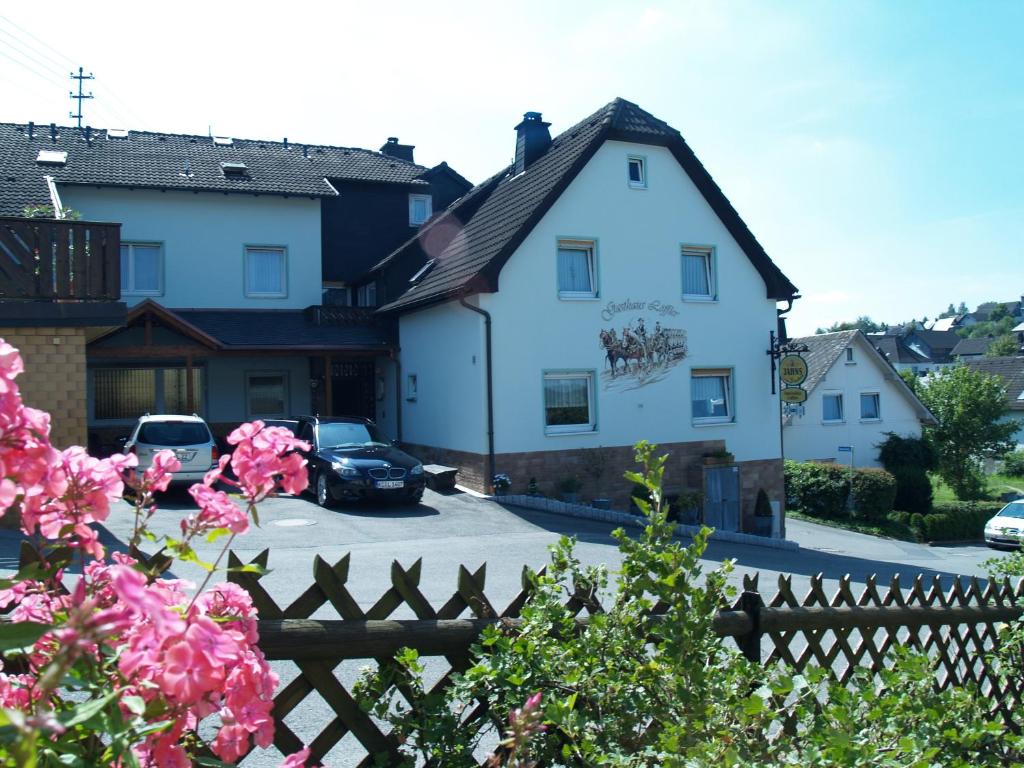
0;216;120;301
227;550;1024;766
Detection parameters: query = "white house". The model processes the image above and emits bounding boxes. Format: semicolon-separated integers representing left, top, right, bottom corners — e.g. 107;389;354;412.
783;330;936;468
369;100;799;535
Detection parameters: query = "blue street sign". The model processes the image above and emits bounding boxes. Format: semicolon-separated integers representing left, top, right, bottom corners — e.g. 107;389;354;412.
837;446;853;452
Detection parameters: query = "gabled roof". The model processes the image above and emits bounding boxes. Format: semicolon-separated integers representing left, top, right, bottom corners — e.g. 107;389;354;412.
964;356;1024;411
791;330;937;424
951;337;993;357
866;334;930;365
376;98;797;313
0;122;434;214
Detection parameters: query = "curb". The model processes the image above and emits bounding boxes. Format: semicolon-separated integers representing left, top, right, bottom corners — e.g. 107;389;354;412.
495;494;800;552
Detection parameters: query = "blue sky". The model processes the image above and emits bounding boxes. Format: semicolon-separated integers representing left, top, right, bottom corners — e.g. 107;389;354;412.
1;1;1020;335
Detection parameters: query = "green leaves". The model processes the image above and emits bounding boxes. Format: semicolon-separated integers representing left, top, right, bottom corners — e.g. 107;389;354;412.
0;621;52;652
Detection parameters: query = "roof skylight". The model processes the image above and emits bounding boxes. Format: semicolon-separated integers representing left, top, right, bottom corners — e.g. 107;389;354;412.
213;136;233;146
107;128;129;139
36;150;67;166
409;259;436;285
220;161;248;177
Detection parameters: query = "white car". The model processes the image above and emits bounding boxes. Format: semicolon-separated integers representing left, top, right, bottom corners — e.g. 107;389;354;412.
123;414;219;485
984;499;1024;548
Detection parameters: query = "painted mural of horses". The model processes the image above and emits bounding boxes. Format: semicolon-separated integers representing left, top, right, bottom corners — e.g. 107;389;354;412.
600;329;628;375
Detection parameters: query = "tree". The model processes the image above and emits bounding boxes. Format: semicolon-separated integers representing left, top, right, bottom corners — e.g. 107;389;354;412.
958;301;970;314
988;335;1021;357
899;368;919;393
815;315;886;335
916;366;1018;499
941;303;957;318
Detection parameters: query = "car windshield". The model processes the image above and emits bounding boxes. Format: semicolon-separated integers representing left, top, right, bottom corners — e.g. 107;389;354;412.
137;421;210;447
997;503;1024;520
318;421;391;448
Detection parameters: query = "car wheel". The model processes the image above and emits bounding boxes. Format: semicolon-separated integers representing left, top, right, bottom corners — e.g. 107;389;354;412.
316;473;334;508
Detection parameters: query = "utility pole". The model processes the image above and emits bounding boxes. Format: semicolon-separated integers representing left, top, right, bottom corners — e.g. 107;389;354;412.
69;67;94;129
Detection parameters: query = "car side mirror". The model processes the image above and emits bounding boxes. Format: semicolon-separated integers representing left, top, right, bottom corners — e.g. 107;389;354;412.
117;436;129;445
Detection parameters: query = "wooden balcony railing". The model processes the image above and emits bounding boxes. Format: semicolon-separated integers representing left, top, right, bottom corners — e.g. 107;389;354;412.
0;217;121;301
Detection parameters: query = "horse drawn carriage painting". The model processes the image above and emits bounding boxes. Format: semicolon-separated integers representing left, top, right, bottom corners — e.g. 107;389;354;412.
599;316;688;391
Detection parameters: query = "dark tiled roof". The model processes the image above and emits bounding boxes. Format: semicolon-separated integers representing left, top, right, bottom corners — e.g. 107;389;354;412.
867;334;931;365
376;98;797;312
951;337;993;357
793;331;859;394
175;308;394;350
0;123;431;214
964;356;1024;411
911;329;960;353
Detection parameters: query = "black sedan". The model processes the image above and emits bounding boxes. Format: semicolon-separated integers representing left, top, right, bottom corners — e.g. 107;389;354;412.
297;416;425;507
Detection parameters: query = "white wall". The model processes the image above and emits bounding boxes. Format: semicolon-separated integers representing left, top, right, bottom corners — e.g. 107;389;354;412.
784;341;924;467
477;140;782;461
205;356;311;424
375;357;399;438
59;187;322;309
399;301;486;452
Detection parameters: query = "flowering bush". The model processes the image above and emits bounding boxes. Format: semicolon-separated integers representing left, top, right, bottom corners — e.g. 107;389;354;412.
0;339;318;767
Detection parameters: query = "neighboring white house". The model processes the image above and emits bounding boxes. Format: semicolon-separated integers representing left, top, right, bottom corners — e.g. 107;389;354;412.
370;100;799;536
783;330;936;468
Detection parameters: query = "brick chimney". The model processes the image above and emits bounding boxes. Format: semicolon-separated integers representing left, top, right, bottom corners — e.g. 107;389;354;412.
380;137;414;163
514;112;551;174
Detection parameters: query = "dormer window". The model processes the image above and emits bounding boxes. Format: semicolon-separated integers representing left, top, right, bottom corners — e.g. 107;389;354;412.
220;161;248;177
409;194;432;226
627;156;646;188
36;150;67;166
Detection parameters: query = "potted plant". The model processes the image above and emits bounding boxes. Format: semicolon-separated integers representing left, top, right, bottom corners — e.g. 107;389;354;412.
702;448;735;467
676;490;703;526
527;477;542;496
581;446;612;509
558;475;583;504
492;473;512;496
753;488;773;536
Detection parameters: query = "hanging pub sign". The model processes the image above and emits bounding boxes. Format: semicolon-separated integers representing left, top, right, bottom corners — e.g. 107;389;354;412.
780;386;808;404
779;354;809;386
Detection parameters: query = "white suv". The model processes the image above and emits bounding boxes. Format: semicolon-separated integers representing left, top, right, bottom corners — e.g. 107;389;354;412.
123;414;219;485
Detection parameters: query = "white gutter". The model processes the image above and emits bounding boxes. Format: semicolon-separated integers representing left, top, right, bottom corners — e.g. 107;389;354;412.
43;175;65;219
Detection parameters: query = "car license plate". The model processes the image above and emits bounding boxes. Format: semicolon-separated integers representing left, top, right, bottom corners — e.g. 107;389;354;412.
375;480;404;489
174;449;197;462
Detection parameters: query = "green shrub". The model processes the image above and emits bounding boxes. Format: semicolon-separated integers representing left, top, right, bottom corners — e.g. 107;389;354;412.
1002;449;1024;479
917;501;1005;542
851;467;897;520
877;433;935;515
784;460;850;518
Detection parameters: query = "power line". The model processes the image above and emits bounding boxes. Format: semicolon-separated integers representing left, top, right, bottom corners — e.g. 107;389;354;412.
0;47;67;91
0;14;75;71
0;25;72;84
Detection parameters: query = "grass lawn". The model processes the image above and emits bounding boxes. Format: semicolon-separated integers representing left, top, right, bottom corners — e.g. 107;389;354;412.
930;473;1024;504
786;509;918;542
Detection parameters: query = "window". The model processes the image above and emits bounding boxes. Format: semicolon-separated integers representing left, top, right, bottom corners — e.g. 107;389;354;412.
627;156;646;188
406;374;418;402
860;392;880;420
691;369;732;423
557;239;597;298
93;366;204;420
246;373;287;418
245;246;287;298
681;245;715;300
845;347;855;363
120;243;163;296
356;282;377;307
544;372;595;434
409;194;432;226
823;392;844;422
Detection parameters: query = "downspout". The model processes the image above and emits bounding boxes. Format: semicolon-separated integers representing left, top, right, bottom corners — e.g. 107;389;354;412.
460;295;495;491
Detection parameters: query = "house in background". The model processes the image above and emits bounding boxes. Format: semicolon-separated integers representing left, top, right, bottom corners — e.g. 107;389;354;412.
370;99;798;536
963;356;1024;451
951;336;995;361
867;327;959;376
0;121;469;450
784;330;936;468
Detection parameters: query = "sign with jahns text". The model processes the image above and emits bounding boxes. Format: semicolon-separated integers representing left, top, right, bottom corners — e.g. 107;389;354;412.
779;354;808;386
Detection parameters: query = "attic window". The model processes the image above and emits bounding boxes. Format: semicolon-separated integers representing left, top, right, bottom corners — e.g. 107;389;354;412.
220;161;248;177
36;150;67;166
627;156;646;188
107;128;129;139
213;136;233;146
409;259;436;285
845;347;855;363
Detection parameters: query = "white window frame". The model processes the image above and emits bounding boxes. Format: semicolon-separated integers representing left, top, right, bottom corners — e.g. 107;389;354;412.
859;391;881;422
681;245;716;301
690;369;733;425
245;371;288;419
244;246;288;298
627;155;647;189
356;282;377;307
822;391;845;424
409;194;432;226
543;371;596;435
556;239;598;299
845;347;855;364
120;242;164;296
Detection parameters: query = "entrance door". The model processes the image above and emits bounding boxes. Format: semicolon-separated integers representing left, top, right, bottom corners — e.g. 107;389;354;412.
704;466;740;532
331;360;375;420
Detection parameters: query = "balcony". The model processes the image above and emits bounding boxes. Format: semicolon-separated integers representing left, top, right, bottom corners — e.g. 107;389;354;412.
0;216;121;301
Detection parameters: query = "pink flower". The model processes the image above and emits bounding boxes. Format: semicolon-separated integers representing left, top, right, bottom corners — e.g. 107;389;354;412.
142;449;179;492
185;484;249;535
279;747;319;768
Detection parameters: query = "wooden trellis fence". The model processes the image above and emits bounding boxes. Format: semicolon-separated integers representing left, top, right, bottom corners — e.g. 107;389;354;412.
227;550;1024;766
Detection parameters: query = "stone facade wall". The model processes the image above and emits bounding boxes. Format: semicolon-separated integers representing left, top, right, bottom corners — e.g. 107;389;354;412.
1;327;88;448
737;457;785;532
399;442;489;493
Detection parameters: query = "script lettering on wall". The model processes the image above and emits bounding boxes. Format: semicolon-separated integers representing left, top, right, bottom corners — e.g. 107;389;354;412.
598;298;687;391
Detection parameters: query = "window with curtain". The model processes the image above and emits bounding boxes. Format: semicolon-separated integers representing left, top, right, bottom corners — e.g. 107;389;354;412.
247;373;287;418
682;245;714;299
860;392;880;420
544;372;595;433
119;243;163;295
245;247;286;297
691;370;732;422
823;393;844;422
557;241;596;297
